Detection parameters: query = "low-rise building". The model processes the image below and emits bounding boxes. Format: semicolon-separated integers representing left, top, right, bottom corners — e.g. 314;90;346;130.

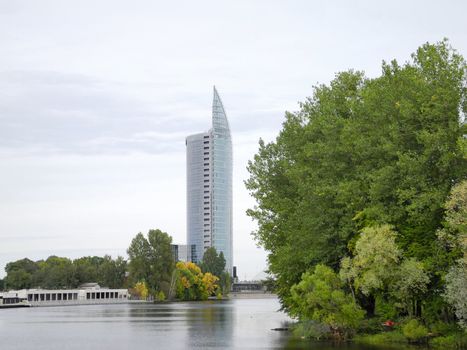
0;284;128;306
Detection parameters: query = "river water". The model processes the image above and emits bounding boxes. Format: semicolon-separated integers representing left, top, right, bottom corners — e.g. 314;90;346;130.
0;297;413;349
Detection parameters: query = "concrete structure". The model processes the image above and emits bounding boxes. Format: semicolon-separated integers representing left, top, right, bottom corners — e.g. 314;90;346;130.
0;285;128;306
186;87;233;273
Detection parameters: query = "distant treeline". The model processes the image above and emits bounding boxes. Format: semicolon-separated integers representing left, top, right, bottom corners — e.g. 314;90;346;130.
1;229;231;302
1;255;127;290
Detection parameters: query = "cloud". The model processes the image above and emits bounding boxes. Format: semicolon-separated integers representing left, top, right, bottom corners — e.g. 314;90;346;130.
0;70;208;155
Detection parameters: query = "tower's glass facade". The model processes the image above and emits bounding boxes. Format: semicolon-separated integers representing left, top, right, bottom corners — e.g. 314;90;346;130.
186;87;233;273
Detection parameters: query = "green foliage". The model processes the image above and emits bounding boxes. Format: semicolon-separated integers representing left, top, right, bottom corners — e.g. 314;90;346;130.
219;271;231;296
34;256;76;289
4;258;38;289
199;247;226;277
127;229;174;295
3;255;127;290
126;233;151;285
430;333;467;349
390;258;430;317
430;321;460;336
354;331;407;346
175;261;209;301
374;296;398;320
441;181;467;330
292;320;331;340
199;247;231;295
444;262;467;329
174;261;221;301
130;281;149;299
402;319;429;343
97;255;127;289
341;225;401;296
289;264;365;339
437;181;467;254
246;40;466;323
155;290;166;301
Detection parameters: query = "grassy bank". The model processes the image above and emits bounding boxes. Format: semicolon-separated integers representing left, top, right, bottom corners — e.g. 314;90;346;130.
354;331;467;350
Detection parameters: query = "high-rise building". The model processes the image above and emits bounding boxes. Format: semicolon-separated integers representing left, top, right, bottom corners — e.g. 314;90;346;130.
171;244;196;262
186;87;233;273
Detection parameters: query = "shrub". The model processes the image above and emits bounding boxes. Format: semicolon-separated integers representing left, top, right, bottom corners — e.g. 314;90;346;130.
155;290;166;301
292;321;331;340
430;333;467;349
402;319;428;343
375;296;398;320
354;331;406;345
289;264;365;339
430;321;459;336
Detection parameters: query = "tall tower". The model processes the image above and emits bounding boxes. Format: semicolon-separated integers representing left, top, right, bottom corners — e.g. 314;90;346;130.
186;87;233;273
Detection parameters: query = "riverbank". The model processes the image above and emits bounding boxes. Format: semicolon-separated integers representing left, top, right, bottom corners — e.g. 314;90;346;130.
354;331;467;350
229;292;276;299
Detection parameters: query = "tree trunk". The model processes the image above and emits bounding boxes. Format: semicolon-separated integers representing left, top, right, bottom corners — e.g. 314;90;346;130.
358;294;375;317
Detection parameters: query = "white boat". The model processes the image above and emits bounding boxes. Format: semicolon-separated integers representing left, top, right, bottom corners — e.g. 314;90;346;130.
0;294;31;308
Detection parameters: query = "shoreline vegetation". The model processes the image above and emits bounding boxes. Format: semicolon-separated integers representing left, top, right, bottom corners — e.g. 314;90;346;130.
1;230;232;303
246;39;466;349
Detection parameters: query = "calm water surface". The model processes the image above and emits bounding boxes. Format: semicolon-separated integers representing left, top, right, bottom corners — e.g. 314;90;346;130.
0;297;413;349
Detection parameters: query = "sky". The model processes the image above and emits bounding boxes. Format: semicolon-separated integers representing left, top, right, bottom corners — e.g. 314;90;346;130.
1;0;466;279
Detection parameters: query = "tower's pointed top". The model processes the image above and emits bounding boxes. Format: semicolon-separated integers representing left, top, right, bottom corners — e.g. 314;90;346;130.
212;86;230;137
213;85;221;103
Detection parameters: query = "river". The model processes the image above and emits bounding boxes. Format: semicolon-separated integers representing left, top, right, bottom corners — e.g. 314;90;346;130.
0;297;415;349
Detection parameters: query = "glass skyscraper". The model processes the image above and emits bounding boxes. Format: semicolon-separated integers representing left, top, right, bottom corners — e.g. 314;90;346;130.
186;87;233;274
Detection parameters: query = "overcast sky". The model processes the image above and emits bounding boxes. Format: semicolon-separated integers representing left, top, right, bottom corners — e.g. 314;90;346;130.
1;0;466;279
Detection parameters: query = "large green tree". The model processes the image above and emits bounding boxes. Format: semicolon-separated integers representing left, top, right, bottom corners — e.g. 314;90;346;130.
97;255;127;289
127;229;174;295
199;247;230;295
200;247;226;277
246;40;466;310
4;258;38;289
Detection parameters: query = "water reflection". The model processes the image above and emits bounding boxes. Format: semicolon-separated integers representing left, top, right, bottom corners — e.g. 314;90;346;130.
0;298;422;350
185;301;233;348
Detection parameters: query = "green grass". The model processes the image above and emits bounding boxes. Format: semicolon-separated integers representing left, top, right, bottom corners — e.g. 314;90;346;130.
430;333;467;350
353;331;407;346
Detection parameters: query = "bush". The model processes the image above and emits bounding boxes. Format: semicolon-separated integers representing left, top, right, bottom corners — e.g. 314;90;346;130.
430;333;467;349
430;321;459;336
292;321;331;340
289;265;365;339
375;296;398;320
402;319;428;343
155;290;166;301
354;331;406;345
357;317;385;334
